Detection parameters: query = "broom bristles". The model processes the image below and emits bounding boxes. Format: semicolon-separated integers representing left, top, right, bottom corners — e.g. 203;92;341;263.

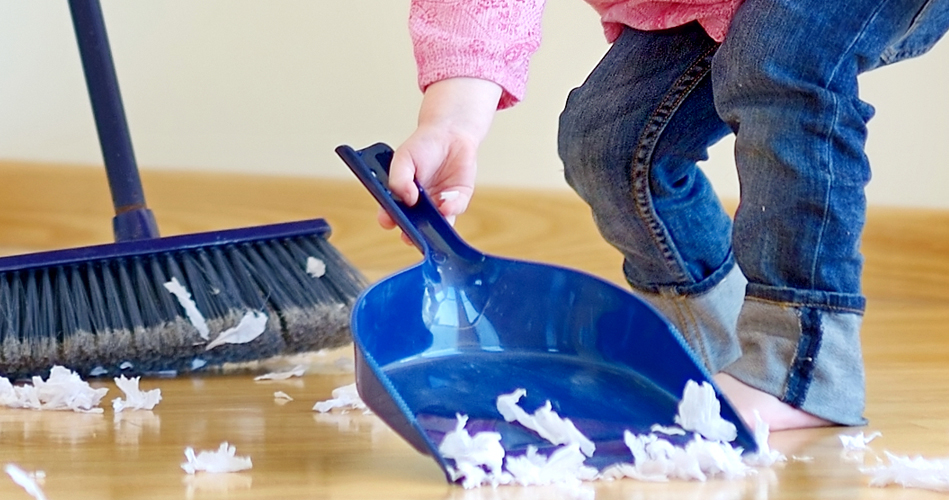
0;231;367;380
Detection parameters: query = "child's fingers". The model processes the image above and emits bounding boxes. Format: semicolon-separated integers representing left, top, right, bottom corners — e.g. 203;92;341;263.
376;207;419;247
377;187;468;227
387;146;421;207
376;207;397;230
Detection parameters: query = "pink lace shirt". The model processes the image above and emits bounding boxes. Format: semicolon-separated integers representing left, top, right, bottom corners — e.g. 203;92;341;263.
410;0;743;108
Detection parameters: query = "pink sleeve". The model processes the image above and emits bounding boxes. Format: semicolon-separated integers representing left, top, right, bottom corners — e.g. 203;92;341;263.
410;0;545;109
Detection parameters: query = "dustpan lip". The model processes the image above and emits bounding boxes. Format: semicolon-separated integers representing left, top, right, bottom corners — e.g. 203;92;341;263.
350;292;454;479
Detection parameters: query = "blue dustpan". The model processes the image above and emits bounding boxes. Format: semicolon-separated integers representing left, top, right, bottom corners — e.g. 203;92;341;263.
335;143;755;480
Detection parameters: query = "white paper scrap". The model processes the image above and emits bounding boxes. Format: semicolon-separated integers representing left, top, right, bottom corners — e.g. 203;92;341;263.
0;366;108;413
164;277;210;340
623;432;688;481
205;311;268;351
4;464;48;500
306;257;327;278
674;380;737;442
181;442;253;474
439;414;509;489
112;375;162;412
650;424;686;436
439;414;600;489
505;444;599;487
313;383;369;413
839;431;882;451
618;431;750;482
0;377;20;407
864;451;949;492
439;190;461;202
683;433;751;479
496;389;595;457
742;411;786;467
274;391;293;401
437;379;768;489
254;365;307;381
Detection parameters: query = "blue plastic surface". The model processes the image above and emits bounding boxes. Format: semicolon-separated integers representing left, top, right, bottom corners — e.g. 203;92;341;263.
336;143;757;481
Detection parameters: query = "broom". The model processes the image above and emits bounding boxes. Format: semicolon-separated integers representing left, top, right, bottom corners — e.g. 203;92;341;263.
0;0;367;379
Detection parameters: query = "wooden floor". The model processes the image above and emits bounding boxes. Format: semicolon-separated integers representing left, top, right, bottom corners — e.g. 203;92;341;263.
0;160;947;499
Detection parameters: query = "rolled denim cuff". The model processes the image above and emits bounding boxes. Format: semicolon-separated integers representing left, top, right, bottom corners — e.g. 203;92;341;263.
746;282;866;313
624;252;739;297
723;298;867;426
628;263;746;373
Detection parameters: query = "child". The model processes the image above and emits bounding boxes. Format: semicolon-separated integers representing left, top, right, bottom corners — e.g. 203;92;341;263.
380;0;949;431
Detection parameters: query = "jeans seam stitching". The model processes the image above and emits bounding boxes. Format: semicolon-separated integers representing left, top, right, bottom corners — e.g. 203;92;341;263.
810;0;891;285
811;93;837;287
629;43;719;285
826;0;891;84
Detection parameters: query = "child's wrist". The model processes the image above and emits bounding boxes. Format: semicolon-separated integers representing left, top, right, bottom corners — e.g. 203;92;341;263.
419;77;502;139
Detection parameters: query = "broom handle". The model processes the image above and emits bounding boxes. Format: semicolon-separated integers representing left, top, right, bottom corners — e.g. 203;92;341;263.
69;0;160;241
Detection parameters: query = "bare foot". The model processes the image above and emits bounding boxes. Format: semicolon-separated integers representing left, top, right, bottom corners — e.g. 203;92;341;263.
713;373;835;432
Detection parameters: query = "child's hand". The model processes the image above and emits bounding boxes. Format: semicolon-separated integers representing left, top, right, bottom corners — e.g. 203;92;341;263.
380;77;502;237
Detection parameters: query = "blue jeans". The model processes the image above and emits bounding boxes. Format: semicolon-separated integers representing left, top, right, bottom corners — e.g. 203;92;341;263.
558;0;949;426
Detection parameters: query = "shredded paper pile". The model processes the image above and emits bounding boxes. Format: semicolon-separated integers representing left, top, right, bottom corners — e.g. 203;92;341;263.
0;366;161;415
440;380;785;489
0;366;108;413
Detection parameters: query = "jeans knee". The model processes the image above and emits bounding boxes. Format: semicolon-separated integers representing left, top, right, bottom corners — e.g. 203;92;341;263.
558;98;670;287
558;88;616;201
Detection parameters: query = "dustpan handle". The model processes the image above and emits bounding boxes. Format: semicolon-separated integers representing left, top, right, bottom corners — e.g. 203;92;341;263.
70;0;159;241
336;143;482;263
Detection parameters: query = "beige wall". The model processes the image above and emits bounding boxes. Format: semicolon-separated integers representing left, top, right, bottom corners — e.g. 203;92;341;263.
2;1;947;208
